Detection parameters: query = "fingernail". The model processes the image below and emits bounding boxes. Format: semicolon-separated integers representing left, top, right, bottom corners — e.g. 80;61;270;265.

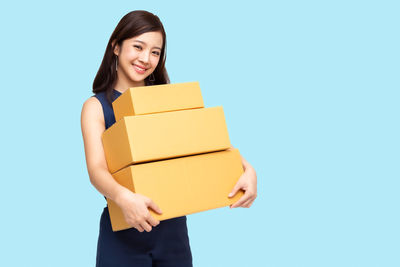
228;193;233;197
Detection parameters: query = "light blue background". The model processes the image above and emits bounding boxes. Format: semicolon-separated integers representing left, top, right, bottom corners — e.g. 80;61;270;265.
0;0;399;266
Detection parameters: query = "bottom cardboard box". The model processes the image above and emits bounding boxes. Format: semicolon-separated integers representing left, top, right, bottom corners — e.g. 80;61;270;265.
107;148;244;231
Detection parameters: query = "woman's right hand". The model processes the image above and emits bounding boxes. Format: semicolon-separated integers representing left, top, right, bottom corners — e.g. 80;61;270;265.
115;187;163;232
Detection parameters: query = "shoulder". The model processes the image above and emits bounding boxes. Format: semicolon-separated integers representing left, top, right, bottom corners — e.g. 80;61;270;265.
82;95;102;114
81;95;104;125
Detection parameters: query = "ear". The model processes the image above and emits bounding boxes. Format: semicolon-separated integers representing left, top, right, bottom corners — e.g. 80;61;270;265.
112;40;119;56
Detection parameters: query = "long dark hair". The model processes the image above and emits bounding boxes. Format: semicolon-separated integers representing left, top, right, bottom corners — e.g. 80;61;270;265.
92;10;169;105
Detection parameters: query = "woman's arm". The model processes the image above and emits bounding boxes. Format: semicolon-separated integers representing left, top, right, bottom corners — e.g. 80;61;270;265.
80;97;162;232
228;145;258;208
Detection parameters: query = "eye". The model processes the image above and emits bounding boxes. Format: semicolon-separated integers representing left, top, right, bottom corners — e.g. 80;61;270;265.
134;45;142;50
152;51;160;56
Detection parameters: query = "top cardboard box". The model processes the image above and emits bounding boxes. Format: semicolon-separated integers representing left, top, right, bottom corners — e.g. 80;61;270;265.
112;81;204;121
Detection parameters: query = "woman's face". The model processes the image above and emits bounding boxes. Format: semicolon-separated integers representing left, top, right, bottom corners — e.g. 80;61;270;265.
114;31;163;85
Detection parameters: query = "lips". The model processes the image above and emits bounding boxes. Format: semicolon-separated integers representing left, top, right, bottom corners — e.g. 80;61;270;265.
133;64;147;74
133;64;147;71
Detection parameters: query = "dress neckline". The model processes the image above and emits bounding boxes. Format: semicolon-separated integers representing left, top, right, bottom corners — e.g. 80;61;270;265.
113;89;122;94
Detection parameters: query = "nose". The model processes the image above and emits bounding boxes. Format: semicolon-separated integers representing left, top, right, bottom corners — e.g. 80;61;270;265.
139;50;150;64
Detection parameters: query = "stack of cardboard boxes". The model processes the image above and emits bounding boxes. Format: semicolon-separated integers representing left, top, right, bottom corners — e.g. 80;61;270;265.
102;81;244;231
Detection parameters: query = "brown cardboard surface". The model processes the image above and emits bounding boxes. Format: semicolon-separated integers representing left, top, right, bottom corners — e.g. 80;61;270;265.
102;106;231;174
107;148;244;232
112;81;204;121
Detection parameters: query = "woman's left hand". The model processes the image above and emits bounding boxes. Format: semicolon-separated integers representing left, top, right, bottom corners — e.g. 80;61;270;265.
228;164;257;208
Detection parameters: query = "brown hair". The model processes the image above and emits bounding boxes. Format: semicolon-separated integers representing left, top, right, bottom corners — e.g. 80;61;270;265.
92;10;169;105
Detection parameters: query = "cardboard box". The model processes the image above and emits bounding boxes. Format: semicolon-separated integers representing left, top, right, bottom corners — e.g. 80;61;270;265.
102;106;231;174
107;148;244;231
112;81;204;121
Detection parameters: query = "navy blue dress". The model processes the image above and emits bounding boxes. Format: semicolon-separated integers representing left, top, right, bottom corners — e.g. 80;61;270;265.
93;89;193;267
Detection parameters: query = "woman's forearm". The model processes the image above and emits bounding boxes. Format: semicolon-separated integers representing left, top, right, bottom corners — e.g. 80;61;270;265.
229;145;255;173
87;166;130;205
240;154;255;173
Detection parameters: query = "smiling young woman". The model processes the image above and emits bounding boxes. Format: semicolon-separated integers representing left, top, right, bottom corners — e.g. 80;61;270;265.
112;31;163;91
80;9;257;267
80;11;193;267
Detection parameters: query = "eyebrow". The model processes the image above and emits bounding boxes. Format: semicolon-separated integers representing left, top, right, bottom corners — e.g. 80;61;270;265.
133;40;162;50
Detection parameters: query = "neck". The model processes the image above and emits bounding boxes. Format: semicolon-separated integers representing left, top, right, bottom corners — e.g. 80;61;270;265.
114;73;145;93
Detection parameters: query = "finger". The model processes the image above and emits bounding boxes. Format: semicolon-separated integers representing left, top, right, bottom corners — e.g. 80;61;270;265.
140;221;152;232
228;181;243;198
230;192;251;209
133;223;144;232
248;198;256;207
242;197;255;208
126;217;144;232
147;200;163;215
147;214;160;227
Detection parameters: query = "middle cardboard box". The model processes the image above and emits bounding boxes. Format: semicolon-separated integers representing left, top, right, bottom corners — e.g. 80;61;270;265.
102;106;231;174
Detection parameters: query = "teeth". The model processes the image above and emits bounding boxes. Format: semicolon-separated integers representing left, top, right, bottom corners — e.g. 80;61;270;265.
134;65;145;71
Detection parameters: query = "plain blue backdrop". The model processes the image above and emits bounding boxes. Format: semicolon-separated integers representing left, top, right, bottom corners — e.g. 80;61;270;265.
0;0;399;266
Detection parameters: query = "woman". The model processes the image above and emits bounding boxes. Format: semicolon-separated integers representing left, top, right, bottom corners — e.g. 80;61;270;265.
81;10;257;267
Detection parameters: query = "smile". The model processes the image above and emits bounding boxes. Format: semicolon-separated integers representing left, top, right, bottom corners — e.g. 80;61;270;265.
133;64;147;74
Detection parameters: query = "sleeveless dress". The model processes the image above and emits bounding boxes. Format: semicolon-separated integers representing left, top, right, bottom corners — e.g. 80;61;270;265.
93;89;193;267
